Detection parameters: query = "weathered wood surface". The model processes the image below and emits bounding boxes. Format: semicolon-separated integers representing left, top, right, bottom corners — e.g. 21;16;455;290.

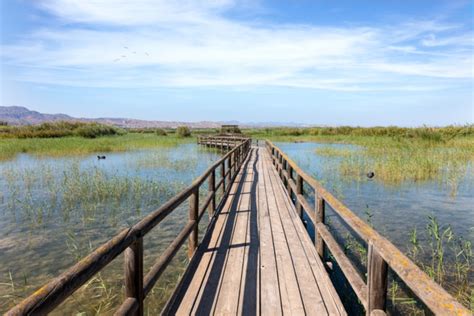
165;147;346;315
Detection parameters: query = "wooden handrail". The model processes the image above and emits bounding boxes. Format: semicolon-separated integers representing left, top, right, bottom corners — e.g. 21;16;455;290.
6;138;252;316
265;140;470;316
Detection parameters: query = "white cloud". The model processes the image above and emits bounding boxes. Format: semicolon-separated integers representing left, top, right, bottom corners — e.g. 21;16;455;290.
1;0;472;91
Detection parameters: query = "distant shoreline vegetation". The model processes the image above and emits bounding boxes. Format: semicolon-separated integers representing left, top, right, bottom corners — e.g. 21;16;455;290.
247;125;474;141
1;122;473;161
0;121;123;139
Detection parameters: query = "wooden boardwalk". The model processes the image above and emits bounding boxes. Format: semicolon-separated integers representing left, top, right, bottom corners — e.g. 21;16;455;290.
7;137;469;316
165;147;346;315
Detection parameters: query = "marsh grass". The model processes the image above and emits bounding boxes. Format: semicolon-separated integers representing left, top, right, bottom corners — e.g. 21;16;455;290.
325;213;473;313
382;217;473;314
246;125;474;140
0;144;220;313
313;137;474;192
0;133;192;160
0;121;123;139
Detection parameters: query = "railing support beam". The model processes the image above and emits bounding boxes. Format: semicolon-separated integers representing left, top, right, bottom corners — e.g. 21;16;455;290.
367;242;388;315
208;170;216;216
188;188;199;258
316;196;325;257
124;237;144;316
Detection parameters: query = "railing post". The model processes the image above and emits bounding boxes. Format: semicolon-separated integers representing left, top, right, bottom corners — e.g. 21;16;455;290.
188;187;199;258
278;155;283;178
367;242;388;315
208;170;216;216
124;237;144;316
287;165;293;195
227;155;232;182
221;161;226;194
316;196;325;257
296;175;303;218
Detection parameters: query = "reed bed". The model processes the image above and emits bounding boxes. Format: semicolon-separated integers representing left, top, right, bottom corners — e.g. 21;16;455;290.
314;137;474;193
0;145;220;314
0;133;192;160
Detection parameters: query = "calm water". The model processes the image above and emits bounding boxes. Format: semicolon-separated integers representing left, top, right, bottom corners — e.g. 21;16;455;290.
276;142;474;249
0;144;221;314
276;142;473;314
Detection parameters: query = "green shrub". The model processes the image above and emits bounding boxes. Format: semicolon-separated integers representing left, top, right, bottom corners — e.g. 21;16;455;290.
176;126;191;137
156;128;167;136
75;123;120;138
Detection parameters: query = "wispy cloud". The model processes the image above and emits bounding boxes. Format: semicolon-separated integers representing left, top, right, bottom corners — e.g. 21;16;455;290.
1;0;472;91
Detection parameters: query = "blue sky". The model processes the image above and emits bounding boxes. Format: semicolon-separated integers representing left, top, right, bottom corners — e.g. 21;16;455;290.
1;0;473;126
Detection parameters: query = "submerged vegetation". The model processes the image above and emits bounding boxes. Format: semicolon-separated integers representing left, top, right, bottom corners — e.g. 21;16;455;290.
314;136;474;192
0;144;220;313
247;125;474;193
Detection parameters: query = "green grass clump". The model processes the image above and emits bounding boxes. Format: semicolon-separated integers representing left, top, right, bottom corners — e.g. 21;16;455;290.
155;128;168;136
176;126;191;137
0;121;123;139
405;216;473;310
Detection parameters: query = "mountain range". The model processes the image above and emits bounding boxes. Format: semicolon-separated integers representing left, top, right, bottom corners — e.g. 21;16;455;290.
0;106;305;128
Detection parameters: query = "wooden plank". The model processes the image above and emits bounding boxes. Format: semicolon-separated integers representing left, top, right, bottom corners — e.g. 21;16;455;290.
257;148;283;315
260;147;306;314
213;157;253;314
190;150;253;315
239;148;260;315
173;152;249;314
263;154;329;315
263;149;346;316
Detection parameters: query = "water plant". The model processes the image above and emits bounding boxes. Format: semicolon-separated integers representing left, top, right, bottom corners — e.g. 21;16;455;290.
0;144;220;313
313;137;474;191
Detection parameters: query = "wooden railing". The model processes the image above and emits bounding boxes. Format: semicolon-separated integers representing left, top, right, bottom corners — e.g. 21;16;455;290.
7;139;252;316
265;140;470;316
197;135;250;149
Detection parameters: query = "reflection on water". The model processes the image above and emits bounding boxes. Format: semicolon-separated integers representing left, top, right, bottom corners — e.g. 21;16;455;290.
276;142;473;313
0;144;221;314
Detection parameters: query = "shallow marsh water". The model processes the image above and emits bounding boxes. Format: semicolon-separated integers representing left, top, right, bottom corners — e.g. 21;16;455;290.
276;142;473;313
0;144;222;314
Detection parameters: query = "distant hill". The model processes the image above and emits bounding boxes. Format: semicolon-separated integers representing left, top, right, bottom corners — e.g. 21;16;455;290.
0;106;306;128
0;106;223;129
0;106;74;125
